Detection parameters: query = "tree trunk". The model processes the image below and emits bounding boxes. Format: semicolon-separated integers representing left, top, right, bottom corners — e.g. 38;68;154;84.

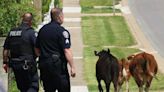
33;0;42;23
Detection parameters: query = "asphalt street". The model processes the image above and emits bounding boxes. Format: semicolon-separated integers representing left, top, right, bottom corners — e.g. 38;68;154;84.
129;0;164;57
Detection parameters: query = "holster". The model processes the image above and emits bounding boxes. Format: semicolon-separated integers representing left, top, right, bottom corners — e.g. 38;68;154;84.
38;54;62;76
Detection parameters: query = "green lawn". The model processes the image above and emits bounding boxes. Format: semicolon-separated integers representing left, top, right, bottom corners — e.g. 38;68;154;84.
80;0;121;7
82;16;136;47
9;72;19;92
80;0;121;13
81;7;120;13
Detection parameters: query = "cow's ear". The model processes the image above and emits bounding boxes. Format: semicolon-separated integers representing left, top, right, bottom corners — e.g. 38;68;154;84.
127;55;135;60
121;58;126;63
94;51;98;56
107;48;110;53
121;58;125;62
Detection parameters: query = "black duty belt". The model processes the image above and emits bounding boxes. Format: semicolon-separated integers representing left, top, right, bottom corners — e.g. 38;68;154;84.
10;56;35;70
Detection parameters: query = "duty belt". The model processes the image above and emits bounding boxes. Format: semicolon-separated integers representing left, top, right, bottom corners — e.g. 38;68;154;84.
10;56;35;70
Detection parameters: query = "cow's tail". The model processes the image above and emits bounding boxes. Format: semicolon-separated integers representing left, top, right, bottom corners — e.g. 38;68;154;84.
153;64;158;80
144;52;158;80
147;65;158;80
148;70;158;80
154;75;158;80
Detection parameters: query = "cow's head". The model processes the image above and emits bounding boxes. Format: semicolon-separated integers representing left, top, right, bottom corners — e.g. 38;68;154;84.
94;48;110;57
107;48;110;53
127;54;135;60
94;51;98;56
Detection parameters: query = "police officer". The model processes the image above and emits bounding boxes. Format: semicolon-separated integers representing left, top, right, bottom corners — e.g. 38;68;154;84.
35;8;76;92
3;13;39;92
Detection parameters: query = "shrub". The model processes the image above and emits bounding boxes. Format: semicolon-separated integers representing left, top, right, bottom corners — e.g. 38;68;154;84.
0;0;40;36
42;0;51;15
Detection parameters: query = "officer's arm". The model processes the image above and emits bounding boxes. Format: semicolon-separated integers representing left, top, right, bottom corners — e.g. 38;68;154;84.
60;29;76;77
3;49;9;63
35;33;40;57
64;48;76;77
3;49;9;73
3;33;10;72
35;48;40;57
2;30;14;73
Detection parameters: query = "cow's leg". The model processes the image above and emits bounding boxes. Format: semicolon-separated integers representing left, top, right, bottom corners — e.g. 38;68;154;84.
145;87;149;92
133;73;144;92
118;77;123;92
145;76;153;92
112;79;118;92
139;87;143;92
117;80;122;92
126;73;131;92
105;82;110;92
97;79;103;92
135;78;144;92
125;80;129;92
117;76;125;92
134;78;144;92
117;84;122;92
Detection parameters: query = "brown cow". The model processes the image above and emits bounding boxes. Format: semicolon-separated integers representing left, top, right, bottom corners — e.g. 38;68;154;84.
94;49;119;92
128;52;158;92
118;58;131;92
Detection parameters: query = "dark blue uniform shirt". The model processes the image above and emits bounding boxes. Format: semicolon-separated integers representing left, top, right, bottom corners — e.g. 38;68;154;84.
35;21;71;59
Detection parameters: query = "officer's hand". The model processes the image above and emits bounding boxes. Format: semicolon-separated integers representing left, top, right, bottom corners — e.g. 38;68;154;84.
71;67;76;78
3;64;8;73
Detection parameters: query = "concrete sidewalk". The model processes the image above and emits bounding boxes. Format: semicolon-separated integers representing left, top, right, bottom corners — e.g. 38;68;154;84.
0;37;8;92
62;0;89;92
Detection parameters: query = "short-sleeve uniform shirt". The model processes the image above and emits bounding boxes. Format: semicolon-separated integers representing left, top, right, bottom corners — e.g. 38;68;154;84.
35;21;71;59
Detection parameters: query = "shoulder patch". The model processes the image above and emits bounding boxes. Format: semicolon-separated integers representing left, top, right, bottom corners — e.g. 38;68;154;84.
65;39;69;44
35;32;38;37
63;31;69;38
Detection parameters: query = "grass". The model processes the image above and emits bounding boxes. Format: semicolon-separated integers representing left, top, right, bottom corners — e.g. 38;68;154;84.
81;7;120;13
80;0;121;13
8;72;19;92
80;0;121;7
82;16;136;47
10;80;18;92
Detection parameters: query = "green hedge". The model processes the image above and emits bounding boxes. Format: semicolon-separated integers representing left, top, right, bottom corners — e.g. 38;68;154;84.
42;0;51;15
54;0;63;8
0;0;40;36
42;0;63;15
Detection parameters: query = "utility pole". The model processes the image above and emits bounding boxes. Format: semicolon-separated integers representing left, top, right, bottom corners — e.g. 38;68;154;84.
33;0;42;23
113;0;116;16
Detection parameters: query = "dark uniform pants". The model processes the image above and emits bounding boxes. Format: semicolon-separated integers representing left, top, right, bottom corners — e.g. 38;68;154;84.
11;60;39;92
39;57;70;92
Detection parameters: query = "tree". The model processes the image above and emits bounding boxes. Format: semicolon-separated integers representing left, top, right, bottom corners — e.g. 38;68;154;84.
33;0;42;23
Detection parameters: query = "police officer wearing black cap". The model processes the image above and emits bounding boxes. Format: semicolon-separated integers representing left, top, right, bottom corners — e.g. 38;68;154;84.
3;13;39;92
35;8;76;92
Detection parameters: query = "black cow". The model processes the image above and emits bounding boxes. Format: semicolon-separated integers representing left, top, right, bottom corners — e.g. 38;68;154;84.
94;48;119;92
